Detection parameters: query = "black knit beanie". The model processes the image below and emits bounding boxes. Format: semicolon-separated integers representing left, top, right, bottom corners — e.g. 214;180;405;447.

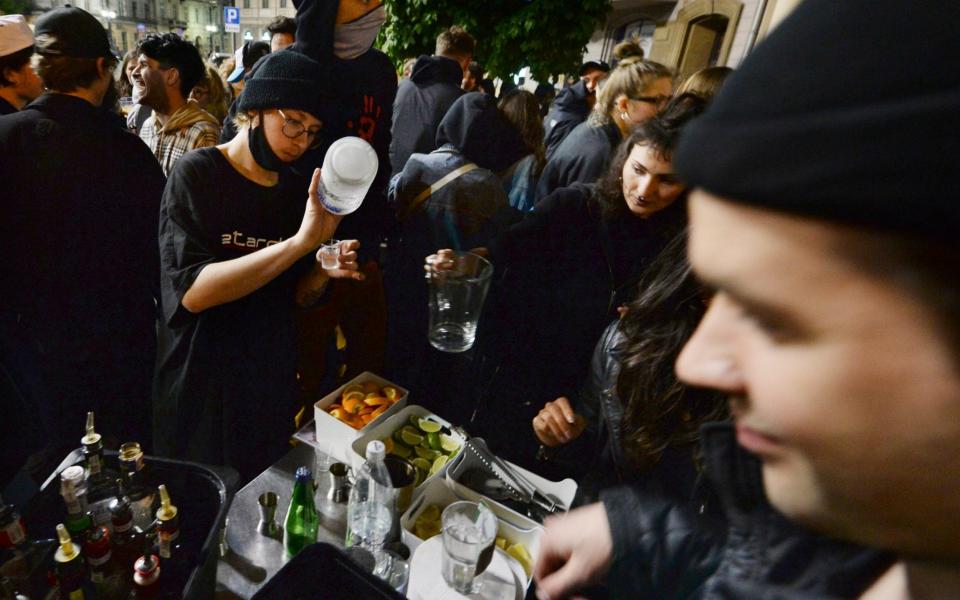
238;49;329;119
674;0;960;241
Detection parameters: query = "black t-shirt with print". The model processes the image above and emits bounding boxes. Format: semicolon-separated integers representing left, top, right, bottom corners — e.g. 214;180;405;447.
154;147;311;480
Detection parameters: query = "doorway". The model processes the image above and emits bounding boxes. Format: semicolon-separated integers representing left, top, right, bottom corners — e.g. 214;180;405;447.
678;14;729;79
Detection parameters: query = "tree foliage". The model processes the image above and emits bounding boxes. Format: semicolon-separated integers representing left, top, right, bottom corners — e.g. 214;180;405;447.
378;0;611;82
0;0;33;16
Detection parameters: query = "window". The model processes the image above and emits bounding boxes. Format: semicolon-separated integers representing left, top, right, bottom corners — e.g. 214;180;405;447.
145;1;150;19
194;8;198;22
262;0;269;8
132;1;138;18
121;31;128;51
280;0;286;7
243;0;250;8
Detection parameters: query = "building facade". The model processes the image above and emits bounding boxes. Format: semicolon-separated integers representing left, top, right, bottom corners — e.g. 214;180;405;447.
237;0;293;46
585;0;804;81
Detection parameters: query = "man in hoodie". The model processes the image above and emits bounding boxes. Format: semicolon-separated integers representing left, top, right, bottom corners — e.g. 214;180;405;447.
543;60;609;161
133;33;219;176
389;25;475;175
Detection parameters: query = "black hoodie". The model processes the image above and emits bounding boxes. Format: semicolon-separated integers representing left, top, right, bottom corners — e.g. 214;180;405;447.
285;0;398;261
543;79;592;161
389;54;465;175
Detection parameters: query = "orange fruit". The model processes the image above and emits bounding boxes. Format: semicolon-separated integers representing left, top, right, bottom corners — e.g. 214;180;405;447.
358;406;374;416
382;387;399;400
342;390;365;404
360;413;375;425
343;384;364;396
329;407;347;421
364;396;390;406
362;381;380;394
343;396;363;414
371;405;388;420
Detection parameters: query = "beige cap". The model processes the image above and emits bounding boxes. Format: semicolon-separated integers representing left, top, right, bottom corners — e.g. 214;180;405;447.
0;15;33;58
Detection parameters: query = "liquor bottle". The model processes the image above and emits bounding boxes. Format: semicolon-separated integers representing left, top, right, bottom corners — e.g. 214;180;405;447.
0;495;28;555
282;467;318;558
117;443;155;531
109;479;141;576
53;523;86;600
345;441;393;554
129;544;160;600
82;525;111;586
155;485;189;585
59;468;93;541
81;412;115;528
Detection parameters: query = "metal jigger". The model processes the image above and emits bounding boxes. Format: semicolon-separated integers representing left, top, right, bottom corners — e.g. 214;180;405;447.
256;492;282;539
325;463;351;504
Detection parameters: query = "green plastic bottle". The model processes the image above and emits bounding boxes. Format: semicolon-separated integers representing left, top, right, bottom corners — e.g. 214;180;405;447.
283;467;318;558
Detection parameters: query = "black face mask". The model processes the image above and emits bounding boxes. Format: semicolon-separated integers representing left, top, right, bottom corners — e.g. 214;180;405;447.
248;115;287;172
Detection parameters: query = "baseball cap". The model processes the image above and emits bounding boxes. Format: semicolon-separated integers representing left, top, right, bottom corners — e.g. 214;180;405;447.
0;15;34;57
33;6;117;60
579;60;610;76
227;41;270;84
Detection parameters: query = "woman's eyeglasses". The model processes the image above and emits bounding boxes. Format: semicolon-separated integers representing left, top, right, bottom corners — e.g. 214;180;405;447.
632;95;672;108
278;109;323;149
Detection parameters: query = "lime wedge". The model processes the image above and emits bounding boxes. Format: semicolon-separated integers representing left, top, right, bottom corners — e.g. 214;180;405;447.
400;429;424;447
439;433;460;453
391;443;412;458
414;446;440;461
427;431;442;451
417;418;442;433
420;504;441;522
410;457;431;472
428;454;449;477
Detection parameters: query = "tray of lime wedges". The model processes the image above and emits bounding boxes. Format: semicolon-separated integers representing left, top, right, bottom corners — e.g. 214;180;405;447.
349;405;465;495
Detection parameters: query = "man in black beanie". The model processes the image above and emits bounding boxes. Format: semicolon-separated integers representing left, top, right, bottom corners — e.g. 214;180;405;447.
533;1;960;598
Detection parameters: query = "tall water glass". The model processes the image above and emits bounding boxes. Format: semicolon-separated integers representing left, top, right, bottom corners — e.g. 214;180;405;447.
441;501;497;594
426;251;493;353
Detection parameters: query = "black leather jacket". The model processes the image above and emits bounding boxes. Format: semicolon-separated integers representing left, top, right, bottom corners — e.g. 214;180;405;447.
599;423;894;598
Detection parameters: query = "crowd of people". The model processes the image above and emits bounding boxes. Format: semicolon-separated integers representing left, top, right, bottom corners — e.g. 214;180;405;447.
1;0;959;598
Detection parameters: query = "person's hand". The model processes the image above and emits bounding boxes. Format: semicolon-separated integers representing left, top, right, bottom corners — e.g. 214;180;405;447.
424;248;456;277
318;239;365;281
295;168;343;251
534;503;614;600
533;397;586;447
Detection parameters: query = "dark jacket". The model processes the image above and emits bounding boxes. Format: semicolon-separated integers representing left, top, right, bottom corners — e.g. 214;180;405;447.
0;94;165;470
389;54;464;175
0;97;17;116
287;0;398;262
383;93;525;406
540;321;704;509
473;184;684;467
599;423;894;599
535;119;621;206
543;79;592;161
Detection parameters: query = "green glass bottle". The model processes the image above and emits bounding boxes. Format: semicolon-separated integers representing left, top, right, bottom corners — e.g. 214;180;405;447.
283;467;318;558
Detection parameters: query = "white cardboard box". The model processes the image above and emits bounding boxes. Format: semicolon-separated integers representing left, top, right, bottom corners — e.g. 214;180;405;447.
311;371;408;464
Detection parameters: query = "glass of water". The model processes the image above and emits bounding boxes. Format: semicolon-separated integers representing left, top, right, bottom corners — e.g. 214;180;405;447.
319;239;341;270
441;501;497;594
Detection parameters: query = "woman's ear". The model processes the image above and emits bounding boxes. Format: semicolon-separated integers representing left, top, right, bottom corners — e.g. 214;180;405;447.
615;94;630;113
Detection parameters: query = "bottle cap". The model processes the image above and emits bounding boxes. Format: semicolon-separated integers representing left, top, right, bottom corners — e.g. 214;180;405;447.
81;411;101;446
54;523;78;562
365;439;386;461
156;484;178;521
294;466;313;483
133;554;160;586
60;465;84;486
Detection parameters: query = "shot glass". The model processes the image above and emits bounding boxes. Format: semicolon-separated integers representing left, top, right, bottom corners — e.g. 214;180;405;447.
440;501;497;594
319;239;341;270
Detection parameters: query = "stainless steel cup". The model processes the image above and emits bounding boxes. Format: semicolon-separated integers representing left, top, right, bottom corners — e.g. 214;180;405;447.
256;491;281;539
325;462;352;504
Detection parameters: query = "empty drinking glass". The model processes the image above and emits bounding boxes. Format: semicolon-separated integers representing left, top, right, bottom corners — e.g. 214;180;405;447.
426;251;493;353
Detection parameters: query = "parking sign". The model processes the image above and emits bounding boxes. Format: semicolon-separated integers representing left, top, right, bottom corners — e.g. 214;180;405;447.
224;6;240;33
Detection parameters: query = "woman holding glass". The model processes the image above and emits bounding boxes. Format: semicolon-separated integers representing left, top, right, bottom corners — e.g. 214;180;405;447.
153;51;363;482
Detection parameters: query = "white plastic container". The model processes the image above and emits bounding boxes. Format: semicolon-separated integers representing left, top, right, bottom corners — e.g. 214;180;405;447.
310;372;408;464
401;477;544;587
350;405;466;485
